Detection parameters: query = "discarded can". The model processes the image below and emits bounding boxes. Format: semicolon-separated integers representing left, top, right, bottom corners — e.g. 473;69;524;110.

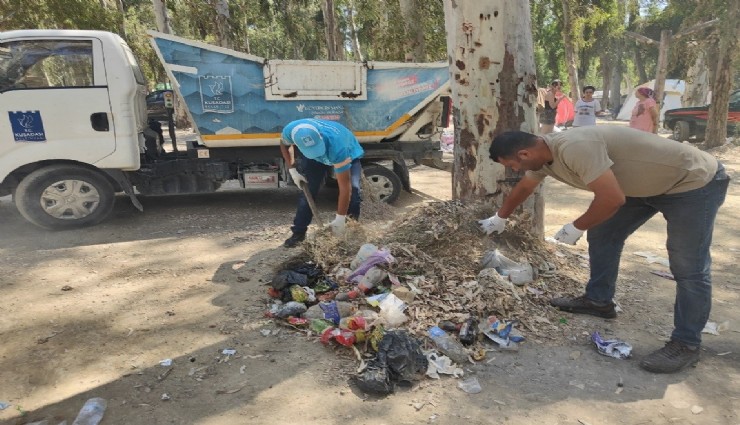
591;332;632;359
458;317;479;346
438;320;460;333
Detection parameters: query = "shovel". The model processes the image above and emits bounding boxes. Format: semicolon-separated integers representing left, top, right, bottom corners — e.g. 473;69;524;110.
298;180;323;226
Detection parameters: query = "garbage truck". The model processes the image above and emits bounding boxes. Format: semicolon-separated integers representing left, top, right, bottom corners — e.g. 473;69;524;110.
0;29;451;229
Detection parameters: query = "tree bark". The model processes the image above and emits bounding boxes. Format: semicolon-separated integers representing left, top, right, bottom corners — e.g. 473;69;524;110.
633;47;648;83
214;0;231;49
705;0;740;147
682;49;710;107
561;0;580;101
444;0;543;236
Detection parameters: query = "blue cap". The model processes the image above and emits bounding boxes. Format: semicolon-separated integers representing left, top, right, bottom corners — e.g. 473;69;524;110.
290;124;326;159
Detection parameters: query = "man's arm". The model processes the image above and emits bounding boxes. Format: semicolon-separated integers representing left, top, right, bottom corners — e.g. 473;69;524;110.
280;144;294;167
497;175;541;218
572;169;625;230
334;168;351;215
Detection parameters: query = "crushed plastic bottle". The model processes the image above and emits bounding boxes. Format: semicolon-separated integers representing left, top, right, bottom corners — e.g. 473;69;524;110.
269;301;308;318
303;301;355;324
428;326;469;365
72;397;107;425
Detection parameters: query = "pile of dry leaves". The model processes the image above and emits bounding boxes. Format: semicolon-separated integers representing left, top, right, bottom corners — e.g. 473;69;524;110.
300;199;590;342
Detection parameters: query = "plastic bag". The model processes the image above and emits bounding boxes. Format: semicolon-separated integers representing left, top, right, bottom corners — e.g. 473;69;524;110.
480;249;535;286
355;330;428;395
378;293;407;328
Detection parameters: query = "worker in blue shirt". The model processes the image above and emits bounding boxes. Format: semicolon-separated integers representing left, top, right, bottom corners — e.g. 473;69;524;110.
280;119;364;248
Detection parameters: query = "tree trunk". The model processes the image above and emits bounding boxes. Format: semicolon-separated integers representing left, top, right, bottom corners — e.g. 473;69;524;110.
633;47;648;83
399;0;426;62
608;54;623;117
214;0;231;49
321;0;338;60
705;0;740;147
152;0;172;34
561;0;580;101
600;52;611;111
444;0;543;236
682;49;710;107
347;0;363;61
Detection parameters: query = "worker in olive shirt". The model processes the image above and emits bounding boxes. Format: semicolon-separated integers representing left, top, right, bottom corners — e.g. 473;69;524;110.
478;126;729;373
280;119;364;248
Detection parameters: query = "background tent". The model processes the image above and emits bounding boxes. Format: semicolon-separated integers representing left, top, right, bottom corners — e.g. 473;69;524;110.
616;79;685;121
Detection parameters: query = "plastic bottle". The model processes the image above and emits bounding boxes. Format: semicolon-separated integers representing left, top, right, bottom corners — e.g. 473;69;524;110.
428;326;469;365
72;397;107;425
351;243;379;269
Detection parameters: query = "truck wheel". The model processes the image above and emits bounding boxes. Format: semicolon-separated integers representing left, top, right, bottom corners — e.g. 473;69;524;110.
363;164;402;204
672;121;691;142
15;165;115;229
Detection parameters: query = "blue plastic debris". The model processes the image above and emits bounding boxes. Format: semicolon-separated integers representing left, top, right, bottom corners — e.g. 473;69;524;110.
591;332;632;359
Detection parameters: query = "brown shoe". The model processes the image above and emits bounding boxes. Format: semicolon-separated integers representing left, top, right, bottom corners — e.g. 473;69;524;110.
550;295;617;319
639;340;700;373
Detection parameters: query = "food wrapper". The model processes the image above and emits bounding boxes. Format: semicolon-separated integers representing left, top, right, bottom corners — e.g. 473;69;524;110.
591;331;632;359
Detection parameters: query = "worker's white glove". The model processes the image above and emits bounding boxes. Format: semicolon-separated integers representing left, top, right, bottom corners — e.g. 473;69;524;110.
329;214;346;236
289;167;307;186
478;213;507;235
553;222;584;245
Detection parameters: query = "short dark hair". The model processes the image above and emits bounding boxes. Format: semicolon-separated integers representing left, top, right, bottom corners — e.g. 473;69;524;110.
490;131;539;162
583;85;596;93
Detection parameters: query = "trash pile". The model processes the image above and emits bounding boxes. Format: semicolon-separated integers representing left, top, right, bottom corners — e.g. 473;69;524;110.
265;200;593;394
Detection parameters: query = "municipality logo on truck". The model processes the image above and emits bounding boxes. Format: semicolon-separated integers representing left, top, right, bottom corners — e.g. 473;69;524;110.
9;111;46;142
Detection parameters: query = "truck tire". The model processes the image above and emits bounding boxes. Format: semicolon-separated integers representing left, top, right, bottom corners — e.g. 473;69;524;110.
672;120;691;142
15;165;115;230
363;164;402;204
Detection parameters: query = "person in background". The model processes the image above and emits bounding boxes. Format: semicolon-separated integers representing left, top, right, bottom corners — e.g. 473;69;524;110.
630;87;659;134
478;126;729;374
540;80;565;134
280;119;364;248
572;85;601;127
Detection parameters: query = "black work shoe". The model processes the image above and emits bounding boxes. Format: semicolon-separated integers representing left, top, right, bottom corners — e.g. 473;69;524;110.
550;295;617;319
283;233;305;248
639;340;700;373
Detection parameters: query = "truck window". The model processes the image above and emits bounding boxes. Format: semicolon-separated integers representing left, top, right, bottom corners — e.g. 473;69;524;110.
0;40;94;91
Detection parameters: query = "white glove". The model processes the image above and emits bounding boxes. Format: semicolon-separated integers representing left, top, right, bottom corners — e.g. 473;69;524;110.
289;167;307;186
553;222;584;245
329;214;346;236
478;213;507;235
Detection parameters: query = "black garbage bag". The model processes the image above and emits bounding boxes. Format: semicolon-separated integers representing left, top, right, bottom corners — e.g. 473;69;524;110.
290;263;324;286
355;330;428;395
271;270;308;291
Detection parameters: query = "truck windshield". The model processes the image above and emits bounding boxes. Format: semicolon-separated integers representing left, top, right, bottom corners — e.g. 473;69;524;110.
0;40;93;92
121;43;146;86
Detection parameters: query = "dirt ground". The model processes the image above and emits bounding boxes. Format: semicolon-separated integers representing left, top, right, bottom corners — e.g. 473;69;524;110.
1;127;739;425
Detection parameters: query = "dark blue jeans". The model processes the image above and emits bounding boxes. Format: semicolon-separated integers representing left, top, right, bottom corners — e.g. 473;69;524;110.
585;163;729;346
290;157;362;235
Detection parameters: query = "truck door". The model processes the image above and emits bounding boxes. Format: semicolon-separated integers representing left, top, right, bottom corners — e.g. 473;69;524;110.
0;37;116;164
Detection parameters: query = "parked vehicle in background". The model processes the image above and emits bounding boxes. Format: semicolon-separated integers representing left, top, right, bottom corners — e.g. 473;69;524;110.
664;89;740;142
145;89;173;121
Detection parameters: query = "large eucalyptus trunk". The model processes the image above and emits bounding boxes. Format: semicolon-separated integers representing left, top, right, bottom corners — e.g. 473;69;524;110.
682;50;710;107
705;0;740;147
399;0;426;62
561;0;580;101
444;0;543;236
214;0;231;49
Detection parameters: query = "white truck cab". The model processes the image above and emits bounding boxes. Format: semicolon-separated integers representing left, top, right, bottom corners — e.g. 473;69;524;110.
0;29;148;228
